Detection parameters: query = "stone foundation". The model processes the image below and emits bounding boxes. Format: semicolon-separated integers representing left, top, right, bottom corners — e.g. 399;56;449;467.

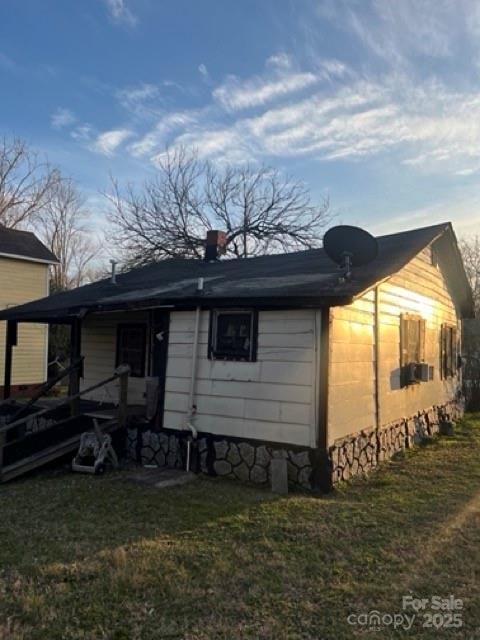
329;400;463;483
126;428;314;489
126;400;464;491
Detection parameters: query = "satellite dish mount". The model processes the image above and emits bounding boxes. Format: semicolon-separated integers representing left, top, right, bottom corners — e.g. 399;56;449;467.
323;225;378;281
340;251;353;280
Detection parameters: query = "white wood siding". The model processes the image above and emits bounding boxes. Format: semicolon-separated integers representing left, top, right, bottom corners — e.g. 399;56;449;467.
164;309;320;447
328;247;460;443
0;257;49;386
81;312;149;405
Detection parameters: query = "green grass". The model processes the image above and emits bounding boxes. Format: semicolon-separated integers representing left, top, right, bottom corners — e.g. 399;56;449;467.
1;418;480;639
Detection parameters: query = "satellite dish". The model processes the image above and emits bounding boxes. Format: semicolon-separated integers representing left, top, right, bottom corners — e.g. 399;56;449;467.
323;225;378;277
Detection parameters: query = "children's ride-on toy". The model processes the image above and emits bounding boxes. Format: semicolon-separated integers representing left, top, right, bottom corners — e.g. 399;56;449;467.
72;419;119;475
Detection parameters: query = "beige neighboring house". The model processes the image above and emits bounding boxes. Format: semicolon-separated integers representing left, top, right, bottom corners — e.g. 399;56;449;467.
0;226;58;397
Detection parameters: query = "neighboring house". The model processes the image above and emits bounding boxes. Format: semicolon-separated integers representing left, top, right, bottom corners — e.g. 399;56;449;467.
0;223;473;489
0;226;58;398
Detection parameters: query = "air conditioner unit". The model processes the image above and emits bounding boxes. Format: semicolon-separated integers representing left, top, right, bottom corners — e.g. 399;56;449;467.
415;363;429;382
406;362;418;385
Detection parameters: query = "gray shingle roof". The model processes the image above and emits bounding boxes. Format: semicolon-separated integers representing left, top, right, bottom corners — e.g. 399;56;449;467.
0;222;473;321
0;226;58;264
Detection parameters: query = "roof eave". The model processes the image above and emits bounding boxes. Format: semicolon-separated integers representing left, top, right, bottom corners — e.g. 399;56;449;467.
0;251;60;265
0;293;354;323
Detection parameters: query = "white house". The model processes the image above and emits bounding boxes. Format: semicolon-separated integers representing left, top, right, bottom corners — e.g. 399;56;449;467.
0;223;472;489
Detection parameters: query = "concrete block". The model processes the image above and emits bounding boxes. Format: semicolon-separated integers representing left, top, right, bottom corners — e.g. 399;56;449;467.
271;458;288;494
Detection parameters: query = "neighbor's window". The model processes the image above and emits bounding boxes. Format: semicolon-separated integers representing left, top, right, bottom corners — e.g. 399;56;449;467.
440;324;457;379
400;314;426;387
116;324;147;377
209;309;258;361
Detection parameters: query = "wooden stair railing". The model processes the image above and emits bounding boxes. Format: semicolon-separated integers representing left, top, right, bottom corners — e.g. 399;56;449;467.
3;357;85;426
0;364;130;482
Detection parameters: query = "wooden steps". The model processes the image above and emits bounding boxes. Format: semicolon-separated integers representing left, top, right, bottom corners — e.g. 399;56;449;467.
0;418;119;483
1;433;83;482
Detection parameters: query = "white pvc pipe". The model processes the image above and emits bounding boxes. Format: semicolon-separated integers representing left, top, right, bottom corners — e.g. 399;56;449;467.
188;305;201;412
185;304;201;471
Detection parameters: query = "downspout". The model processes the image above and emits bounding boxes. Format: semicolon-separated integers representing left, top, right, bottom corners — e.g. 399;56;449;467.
374;285;382;430
311;307;331;492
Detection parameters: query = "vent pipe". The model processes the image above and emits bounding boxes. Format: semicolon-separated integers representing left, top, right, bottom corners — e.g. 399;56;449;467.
110;260;117;284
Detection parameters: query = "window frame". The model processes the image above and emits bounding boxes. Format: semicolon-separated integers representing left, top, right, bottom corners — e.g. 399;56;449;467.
400;313;426;387
115;323;147;378
208;309;258;362
440;324;457;379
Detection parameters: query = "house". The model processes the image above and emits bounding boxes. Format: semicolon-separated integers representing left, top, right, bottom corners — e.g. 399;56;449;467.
0;223;473;490
0;226;58;398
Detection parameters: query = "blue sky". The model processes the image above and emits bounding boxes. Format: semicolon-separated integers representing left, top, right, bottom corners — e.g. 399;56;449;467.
1;0;480;238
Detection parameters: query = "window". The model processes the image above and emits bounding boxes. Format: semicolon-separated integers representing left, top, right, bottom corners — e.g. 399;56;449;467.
209;309;258;361
440;324;457;379
400;314;426;386
116;324;147;377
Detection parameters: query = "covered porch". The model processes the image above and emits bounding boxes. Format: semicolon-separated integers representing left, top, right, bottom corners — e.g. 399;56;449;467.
0;304;169;482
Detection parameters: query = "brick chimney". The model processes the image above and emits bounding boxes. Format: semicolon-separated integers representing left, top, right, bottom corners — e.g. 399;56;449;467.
205;230;227;261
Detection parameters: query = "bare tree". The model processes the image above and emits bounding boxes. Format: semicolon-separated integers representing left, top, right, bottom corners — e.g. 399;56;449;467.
106;147;331;267
36;179;99;292
0;137;60;228
459;235;480;317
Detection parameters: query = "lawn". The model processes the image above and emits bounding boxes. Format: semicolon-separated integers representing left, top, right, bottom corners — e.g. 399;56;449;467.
1;418;480;640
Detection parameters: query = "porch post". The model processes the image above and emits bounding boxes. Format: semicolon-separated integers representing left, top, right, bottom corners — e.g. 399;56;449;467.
117;367;129;429
3;320;17;400
68;319;82;414
0;429;5;480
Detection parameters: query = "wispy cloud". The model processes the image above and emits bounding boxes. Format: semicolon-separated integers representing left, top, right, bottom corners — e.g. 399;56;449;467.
51;107;77;129
104;0;138;27
69;4;480;179
198;64;209;80
71;124;94;141
93;128;134;155
266;53;292;70
129;112;199;157
315;0;463;66
161;126;254;165
213;69;318;111
116;83;162;118
137;66;480;172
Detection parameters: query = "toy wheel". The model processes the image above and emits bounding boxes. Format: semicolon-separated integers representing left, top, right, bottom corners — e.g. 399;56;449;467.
95;463;105;475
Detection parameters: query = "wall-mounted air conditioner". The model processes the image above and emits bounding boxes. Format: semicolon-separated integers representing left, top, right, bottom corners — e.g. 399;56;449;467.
404;362;431;385
406;362;418;385
415;363;429;382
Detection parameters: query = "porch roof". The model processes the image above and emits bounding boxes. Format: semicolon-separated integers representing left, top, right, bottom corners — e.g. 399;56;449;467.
0;222;474;322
